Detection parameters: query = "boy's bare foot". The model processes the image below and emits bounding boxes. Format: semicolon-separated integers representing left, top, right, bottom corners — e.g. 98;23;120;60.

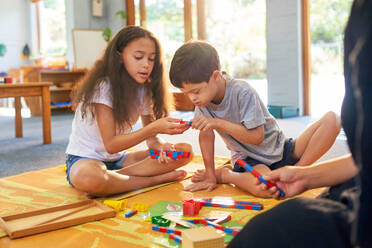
191;165;232;184
158;170;187;183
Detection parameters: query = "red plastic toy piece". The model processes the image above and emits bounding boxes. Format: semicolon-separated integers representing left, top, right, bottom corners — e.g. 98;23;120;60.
182;199;201;216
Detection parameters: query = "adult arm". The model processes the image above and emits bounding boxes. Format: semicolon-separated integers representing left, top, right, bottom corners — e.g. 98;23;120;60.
262;154;358;199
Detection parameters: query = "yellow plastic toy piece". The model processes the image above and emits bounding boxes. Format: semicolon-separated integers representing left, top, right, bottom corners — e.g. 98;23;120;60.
130;202;149;212
103;199;128;212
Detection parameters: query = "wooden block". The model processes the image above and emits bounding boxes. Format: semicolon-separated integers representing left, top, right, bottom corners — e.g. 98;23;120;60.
0;199;115;239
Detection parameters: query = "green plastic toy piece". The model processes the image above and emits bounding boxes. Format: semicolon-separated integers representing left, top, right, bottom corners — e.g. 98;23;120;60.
151;216;171;227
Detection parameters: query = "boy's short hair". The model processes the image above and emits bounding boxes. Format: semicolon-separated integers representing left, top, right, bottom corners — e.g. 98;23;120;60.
169;40;221;88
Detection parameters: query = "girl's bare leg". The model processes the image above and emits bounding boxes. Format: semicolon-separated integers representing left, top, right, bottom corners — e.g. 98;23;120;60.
118;143;193;176
69;143;193;196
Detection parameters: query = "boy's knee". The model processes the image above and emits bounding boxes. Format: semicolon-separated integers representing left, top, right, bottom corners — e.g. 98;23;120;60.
323;111;341;132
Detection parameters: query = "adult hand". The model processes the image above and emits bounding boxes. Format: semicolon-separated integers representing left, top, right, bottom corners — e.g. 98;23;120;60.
259;166;308;200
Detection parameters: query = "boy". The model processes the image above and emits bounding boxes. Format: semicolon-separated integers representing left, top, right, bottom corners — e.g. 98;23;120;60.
169;41;341;198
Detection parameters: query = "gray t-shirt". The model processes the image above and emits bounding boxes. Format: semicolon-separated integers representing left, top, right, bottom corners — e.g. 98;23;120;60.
194;74;286;166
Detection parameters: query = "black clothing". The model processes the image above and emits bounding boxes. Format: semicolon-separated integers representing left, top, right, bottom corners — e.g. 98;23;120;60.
228;1;372;247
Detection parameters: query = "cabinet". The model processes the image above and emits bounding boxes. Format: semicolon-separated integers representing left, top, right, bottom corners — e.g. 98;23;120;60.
173;92;195;111
24;69;87;116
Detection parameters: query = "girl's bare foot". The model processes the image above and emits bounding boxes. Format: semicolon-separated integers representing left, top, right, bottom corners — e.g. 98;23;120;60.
191;165;232;183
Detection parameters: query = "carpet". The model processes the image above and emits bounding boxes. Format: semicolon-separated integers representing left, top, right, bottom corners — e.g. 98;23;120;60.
0;154;323;248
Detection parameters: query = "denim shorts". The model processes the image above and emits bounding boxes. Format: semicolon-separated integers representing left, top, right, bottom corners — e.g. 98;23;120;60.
65;153;128;187
233;138;300;172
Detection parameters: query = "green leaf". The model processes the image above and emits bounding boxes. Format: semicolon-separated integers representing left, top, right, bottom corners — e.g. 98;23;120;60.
115;10;127;20
102;27;112;42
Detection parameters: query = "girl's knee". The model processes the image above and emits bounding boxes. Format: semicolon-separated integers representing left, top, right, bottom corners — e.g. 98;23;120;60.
70;163;109;195
172;143;193;165
175;142;193;152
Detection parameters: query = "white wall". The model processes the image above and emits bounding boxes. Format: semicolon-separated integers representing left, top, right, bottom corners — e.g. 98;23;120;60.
266;0;303;115
0;0;32;72
65;0;125;67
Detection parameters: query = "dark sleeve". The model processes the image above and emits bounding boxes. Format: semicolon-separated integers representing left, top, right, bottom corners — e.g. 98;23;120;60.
342;1;372;246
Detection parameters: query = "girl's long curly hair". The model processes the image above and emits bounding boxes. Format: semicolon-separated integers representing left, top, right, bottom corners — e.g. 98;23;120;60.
73;26;171;130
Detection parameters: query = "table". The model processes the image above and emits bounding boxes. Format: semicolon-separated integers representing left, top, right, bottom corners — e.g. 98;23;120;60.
0;82;53;144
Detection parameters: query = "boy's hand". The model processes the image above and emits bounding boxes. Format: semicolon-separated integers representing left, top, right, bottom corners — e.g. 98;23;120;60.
184;177;217;192
192;116;218;131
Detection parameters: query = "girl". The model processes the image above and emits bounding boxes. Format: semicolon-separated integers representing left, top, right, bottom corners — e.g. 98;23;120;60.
66;26;193;196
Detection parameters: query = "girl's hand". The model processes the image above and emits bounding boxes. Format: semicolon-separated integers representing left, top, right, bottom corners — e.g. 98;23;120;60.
152;117;190;135
157;142;176;163
192;115;218;131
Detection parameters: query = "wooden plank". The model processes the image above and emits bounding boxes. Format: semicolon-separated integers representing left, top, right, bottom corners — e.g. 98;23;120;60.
302;0;311;115
140;0;146;27
42;85;52;144
184;0;193;42
0;200;116;239
197;0;206;40
0;87;42;98
126;0;135;25
14;97;22;138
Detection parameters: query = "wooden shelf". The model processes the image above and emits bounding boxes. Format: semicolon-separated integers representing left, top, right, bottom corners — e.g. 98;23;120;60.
23;69;87;116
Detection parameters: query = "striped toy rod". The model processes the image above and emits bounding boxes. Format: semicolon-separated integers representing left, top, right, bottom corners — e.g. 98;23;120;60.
201;201;263;210
125;209;138;218
152;226;182;236
236;158;285;197
186;219;240;236
179;120;192;126
169;233;182;244
202;198;263;206
149;150;190;160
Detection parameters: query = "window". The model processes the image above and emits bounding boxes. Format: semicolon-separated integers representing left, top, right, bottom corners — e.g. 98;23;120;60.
39;0;67;57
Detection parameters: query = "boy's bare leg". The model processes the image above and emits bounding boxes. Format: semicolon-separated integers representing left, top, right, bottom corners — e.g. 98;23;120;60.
293;111;341;166
69;143;193;196
192;163;276;198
